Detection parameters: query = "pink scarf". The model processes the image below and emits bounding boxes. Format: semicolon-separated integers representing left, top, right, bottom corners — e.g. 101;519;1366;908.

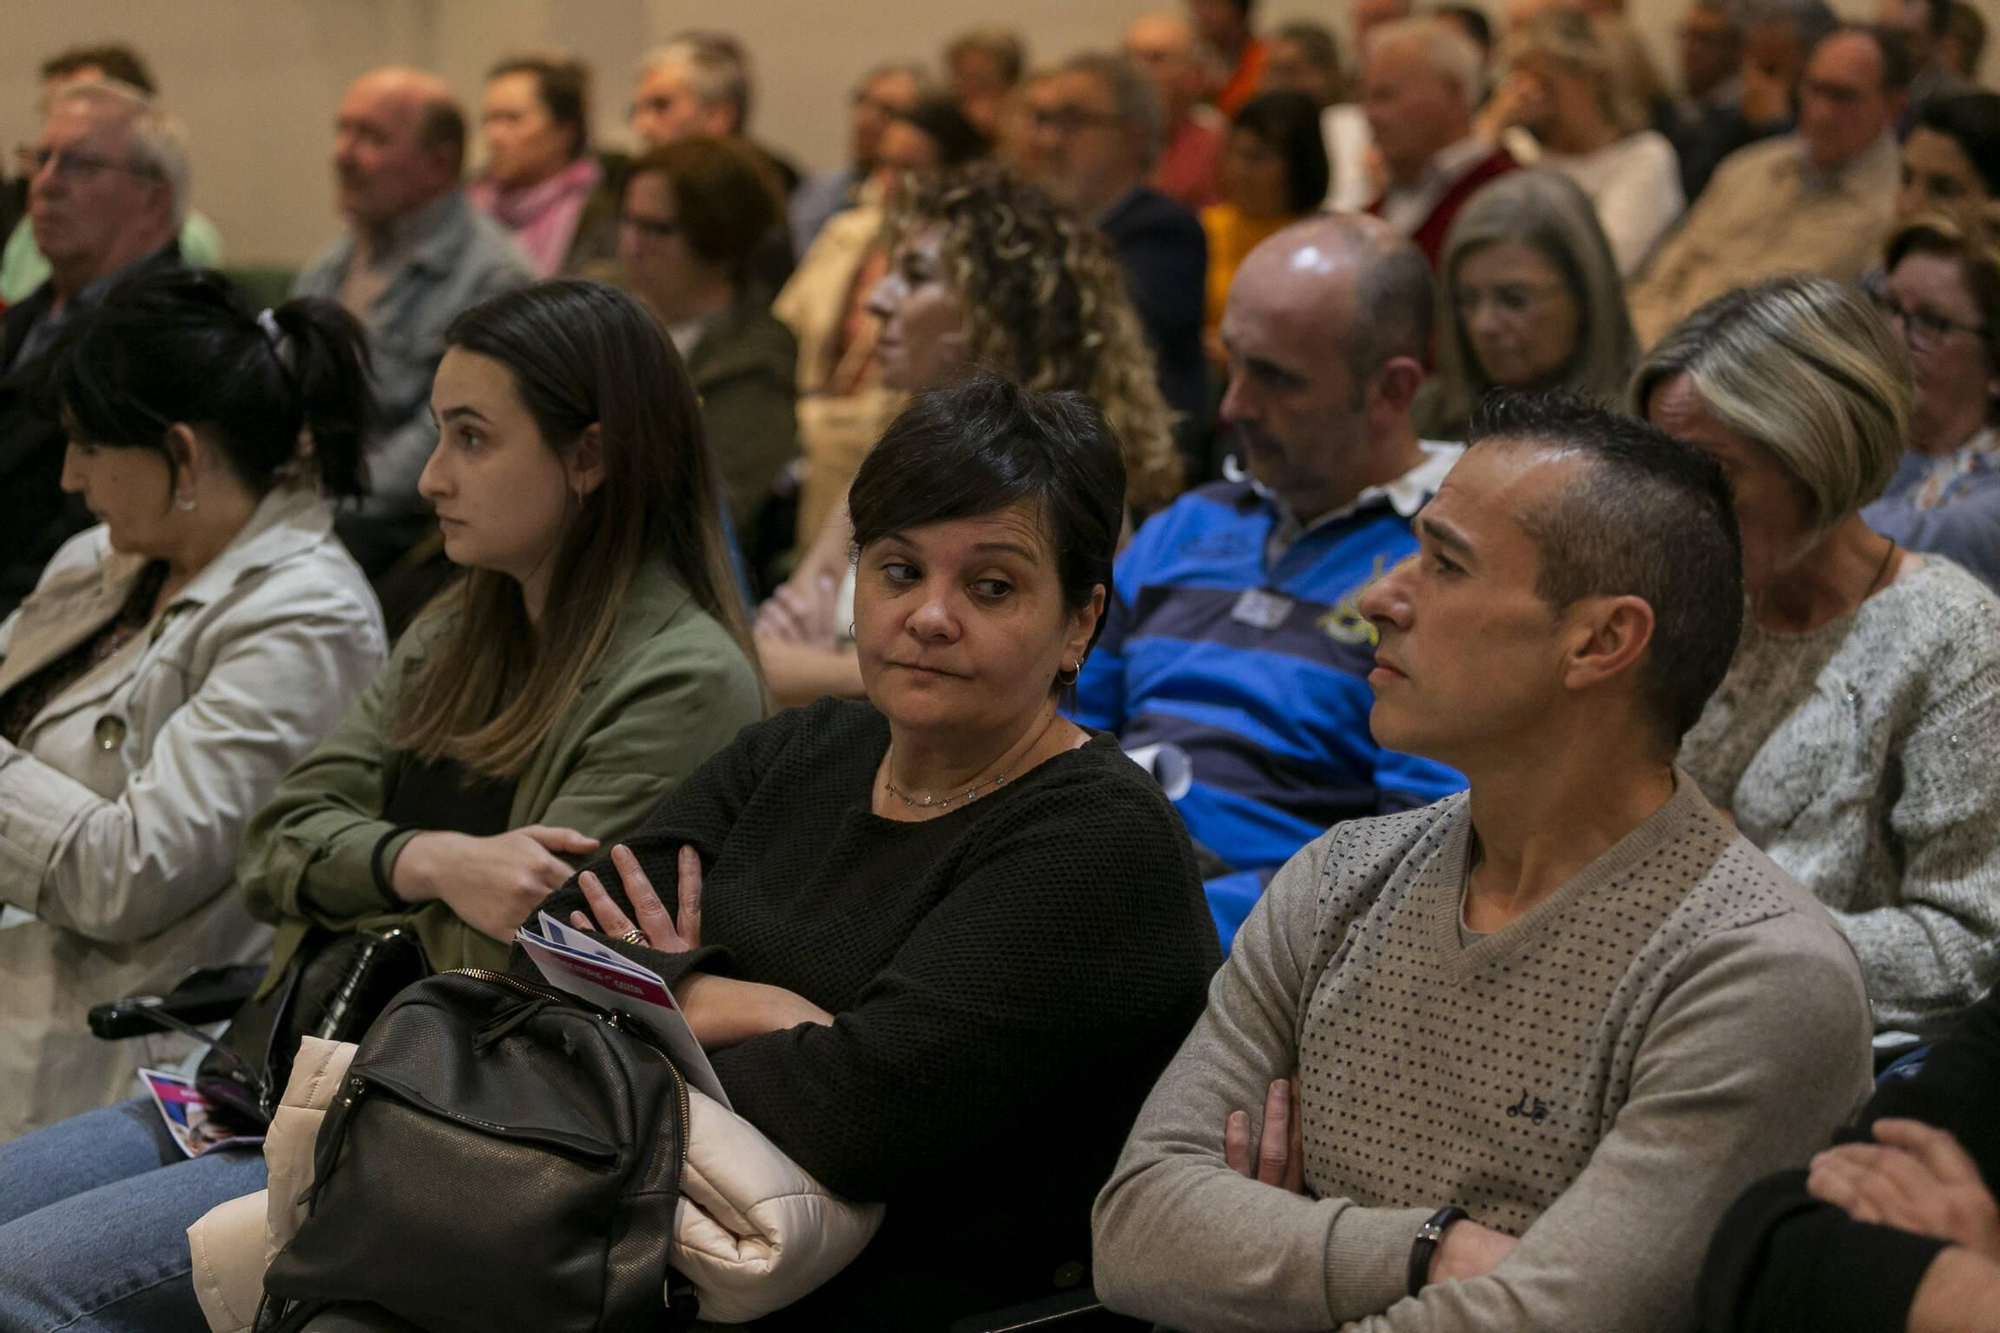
469;156;602;279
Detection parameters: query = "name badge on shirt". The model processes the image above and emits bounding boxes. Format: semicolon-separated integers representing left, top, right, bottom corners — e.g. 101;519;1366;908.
1231;588;1295;630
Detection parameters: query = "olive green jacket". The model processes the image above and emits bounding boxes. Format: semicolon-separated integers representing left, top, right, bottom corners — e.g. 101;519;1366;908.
236;559;764;986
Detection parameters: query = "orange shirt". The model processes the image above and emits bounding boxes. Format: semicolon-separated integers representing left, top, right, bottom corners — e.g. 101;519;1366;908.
1201;204;1300;337
1213;39;1269;117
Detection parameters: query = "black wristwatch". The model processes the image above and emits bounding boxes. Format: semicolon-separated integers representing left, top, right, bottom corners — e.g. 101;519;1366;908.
1407;1205;1469;1297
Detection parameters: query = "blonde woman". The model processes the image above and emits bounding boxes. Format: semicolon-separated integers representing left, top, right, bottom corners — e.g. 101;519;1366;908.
757;164;1181;707
0;280;764;1330
1639;274;2000;1041
1416;169;1638;441
1484;7;1684;277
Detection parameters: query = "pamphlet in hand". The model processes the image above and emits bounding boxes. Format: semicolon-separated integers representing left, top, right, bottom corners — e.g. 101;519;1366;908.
515;913;731;1110
140;1069;265;1158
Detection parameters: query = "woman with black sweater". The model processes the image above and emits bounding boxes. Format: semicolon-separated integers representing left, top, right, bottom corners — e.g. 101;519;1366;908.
550;375;1222;1329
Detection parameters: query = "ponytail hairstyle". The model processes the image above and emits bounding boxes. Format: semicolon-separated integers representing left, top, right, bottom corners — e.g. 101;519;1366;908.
44;267;371;499
386;279;761;778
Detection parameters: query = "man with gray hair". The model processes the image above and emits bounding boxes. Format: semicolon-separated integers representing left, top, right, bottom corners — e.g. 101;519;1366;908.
1020;53;1207;467
0;79;189;616
293;66;531;577
629;33;800;294
1628;23;1907;345
1125;11;1226;210
1361;17;1517;267
1072;215;1464;949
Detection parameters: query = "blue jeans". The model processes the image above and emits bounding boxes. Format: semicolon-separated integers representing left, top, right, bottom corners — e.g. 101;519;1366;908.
0;1098;268;1332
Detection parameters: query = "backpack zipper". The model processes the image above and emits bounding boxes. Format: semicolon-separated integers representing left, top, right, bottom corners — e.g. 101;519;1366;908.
450;967;691;1186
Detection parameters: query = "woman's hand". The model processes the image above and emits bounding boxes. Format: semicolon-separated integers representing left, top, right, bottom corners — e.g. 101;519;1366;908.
755;572;842;649
570;844;833;1048
1225;1077;1305;1193
1476;71;1548;142
1810;1120;2000;1262
393;826;598;943
571;843;701;951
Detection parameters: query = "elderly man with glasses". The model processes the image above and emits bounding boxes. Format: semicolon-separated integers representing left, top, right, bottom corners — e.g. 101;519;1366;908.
0;79;189;618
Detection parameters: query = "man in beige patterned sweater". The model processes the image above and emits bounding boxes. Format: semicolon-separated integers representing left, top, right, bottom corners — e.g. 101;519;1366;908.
1092;396;1873;1332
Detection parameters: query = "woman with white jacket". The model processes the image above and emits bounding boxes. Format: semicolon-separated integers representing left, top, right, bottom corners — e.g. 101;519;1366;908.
0;269;385;1140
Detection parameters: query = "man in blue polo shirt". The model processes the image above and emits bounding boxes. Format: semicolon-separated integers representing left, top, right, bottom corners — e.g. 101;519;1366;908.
1074;213;1464;946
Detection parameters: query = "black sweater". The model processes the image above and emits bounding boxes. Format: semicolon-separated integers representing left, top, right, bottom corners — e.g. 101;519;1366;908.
1699;987;2000;1332
530;698;1221;1329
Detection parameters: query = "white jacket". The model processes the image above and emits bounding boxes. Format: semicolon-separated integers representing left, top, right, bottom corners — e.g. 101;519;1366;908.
0;485;385;1139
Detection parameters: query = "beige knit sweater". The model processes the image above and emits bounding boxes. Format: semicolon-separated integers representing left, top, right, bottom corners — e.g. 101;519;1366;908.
1092;775;1871;1333
1681;558;2000;1035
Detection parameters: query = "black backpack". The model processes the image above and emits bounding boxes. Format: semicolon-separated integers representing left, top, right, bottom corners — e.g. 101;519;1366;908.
259;969;697;1333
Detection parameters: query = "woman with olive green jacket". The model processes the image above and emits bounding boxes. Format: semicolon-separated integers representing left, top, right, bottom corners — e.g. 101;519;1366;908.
238;556;764;983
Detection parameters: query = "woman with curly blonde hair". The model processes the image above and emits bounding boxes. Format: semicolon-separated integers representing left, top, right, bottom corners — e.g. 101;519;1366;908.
758;163;1183;706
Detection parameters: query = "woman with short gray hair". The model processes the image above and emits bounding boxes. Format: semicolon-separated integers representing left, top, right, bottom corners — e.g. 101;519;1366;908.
1637;273;2000;1044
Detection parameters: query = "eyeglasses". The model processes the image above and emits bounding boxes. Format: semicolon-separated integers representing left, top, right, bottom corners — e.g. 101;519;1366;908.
1452;283;1565;319
620;214;682;240
1870;290;1988;351
16;144;159;182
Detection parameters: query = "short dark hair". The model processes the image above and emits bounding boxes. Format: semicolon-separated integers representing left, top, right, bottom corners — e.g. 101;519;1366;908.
417;96;467;173
1468;393;1744;747
41;44;155;94
489;53;592;160
892;96;990;169
624;138;781;283
1434;5;1495;54
1229;91;1330;215
44;268;373;500
1914;91;2000;196
1920;0;1953;38
1272;21;1342;76
1948;2;1987;71
1345;218;1435;383
1817;23;1917;91
849;375;1126;672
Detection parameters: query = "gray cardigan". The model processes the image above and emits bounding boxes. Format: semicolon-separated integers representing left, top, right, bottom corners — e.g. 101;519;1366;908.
1681;558;2000;1034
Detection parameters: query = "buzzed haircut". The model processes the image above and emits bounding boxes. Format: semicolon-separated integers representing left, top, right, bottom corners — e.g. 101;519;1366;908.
1469;393;1744;747
1342;217;1434;383
41;43;155;95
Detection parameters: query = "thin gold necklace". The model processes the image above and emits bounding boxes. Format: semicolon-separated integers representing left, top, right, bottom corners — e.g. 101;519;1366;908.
883;713;1059;812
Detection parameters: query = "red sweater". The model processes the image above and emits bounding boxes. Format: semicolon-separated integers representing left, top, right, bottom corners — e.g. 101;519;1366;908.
1369;147;1518;268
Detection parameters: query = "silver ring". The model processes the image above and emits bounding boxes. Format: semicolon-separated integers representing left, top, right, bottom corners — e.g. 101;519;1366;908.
620;928;648;946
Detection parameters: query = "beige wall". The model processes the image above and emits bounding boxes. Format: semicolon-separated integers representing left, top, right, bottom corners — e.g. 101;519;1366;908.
0;0;1991;267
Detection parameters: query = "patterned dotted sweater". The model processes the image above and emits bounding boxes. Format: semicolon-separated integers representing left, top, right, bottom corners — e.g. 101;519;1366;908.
1680;558;2000;1034
1093;775;1872;1333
